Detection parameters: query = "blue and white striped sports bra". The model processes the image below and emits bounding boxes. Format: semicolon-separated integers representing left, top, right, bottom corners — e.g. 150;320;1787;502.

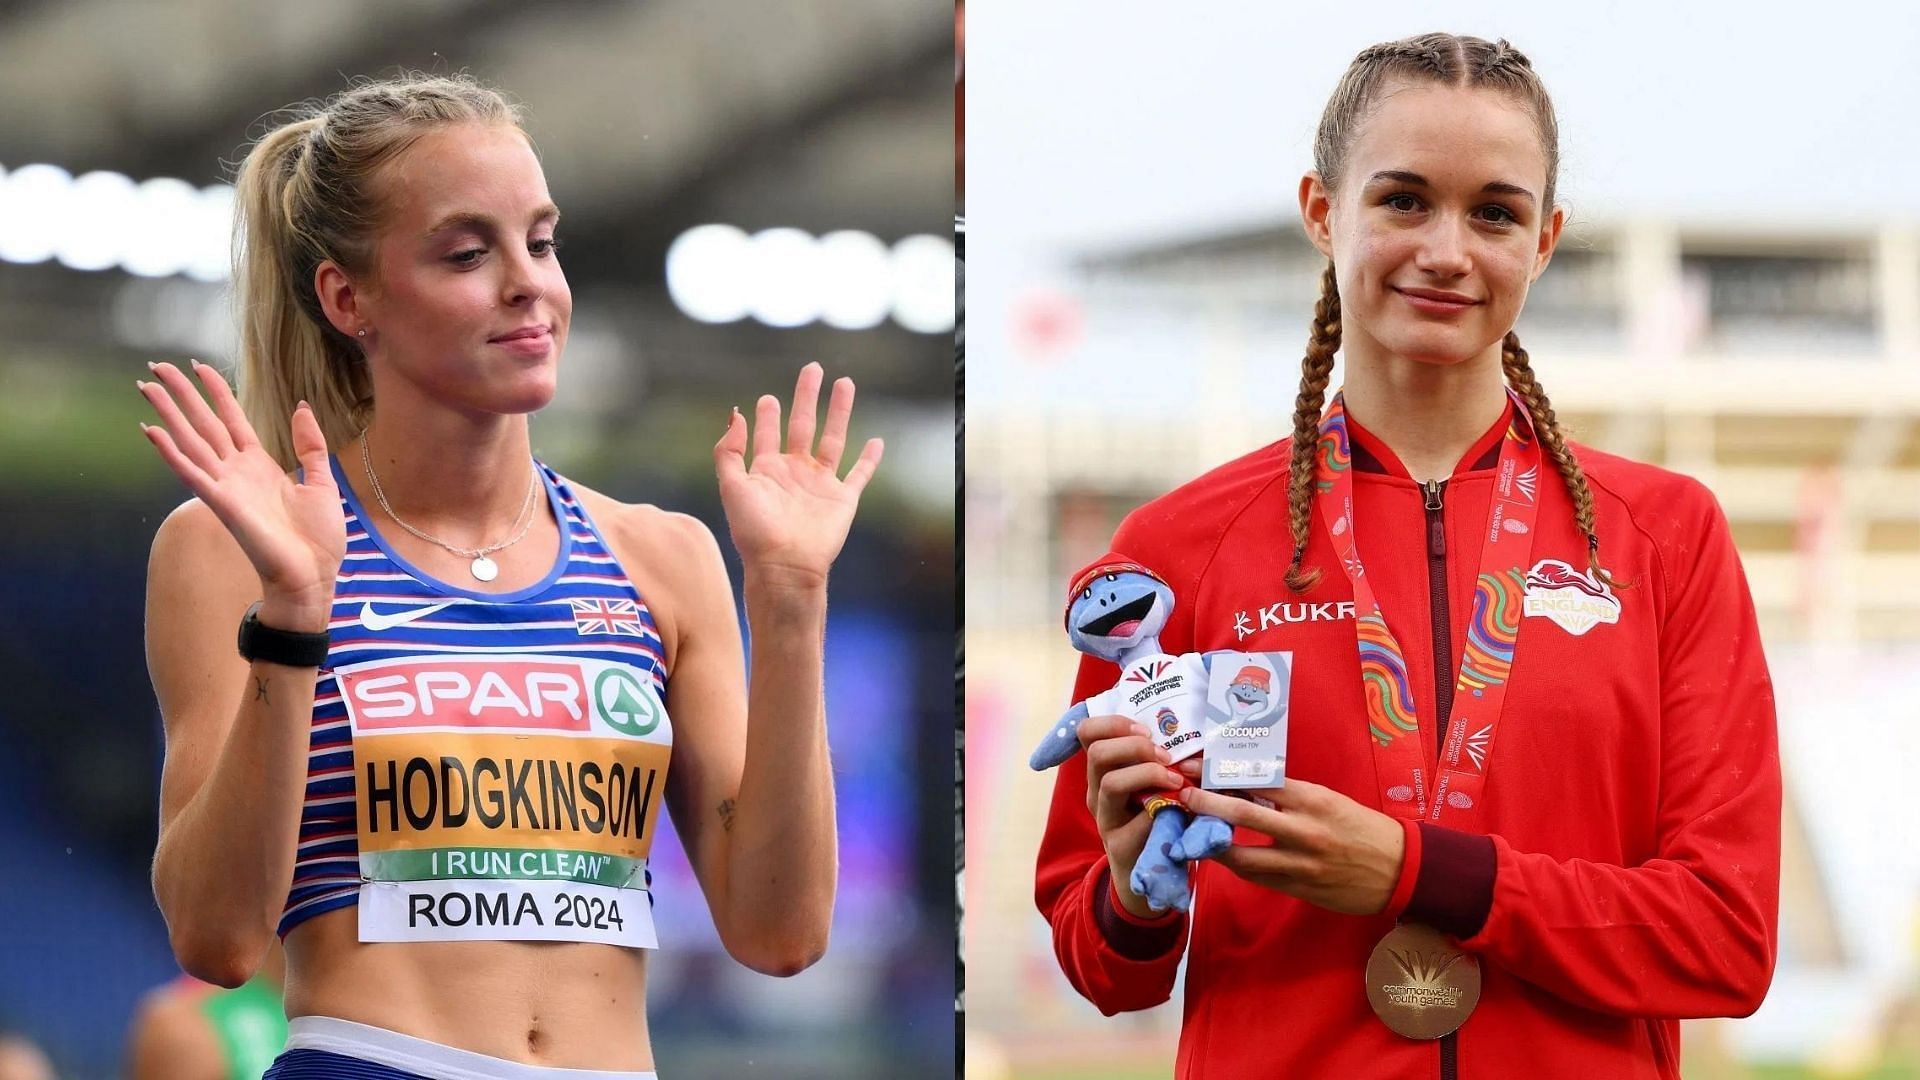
278;456;669;937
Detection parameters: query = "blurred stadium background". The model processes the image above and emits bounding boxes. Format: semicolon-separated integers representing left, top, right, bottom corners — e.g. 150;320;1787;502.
965;4;1920;1079
0;2;954;1078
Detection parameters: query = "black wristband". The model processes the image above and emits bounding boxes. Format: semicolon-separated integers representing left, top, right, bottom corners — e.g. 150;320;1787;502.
236;601;332;667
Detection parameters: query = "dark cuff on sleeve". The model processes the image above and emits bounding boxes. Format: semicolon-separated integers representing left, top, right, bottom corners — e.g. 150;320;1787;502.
1405;822;1496;940
1093;865;1186;960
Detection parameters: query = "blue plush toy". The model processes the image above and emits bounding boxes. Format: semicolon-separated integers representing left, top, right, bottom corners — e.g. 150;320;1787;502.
1030;557;1236;912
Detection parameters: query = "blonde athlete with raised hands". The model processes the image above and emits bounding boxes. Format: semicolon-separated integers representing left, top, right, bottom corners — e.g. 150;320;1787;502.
138;74;880;1080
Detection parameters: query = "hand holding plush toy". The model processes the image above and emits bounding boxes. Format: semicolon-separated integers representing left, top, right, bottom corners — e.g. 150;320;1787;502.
1030;558;1237;912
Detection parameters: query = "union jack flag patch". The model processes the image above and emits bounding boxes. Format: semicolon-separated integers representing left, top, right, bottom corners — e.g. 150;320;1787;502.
569;597;646;636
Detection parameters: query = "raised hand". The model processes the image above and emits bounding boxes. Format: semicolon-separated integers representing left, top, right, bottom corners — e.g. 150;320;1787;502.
137;361;346;613
712;362;884;588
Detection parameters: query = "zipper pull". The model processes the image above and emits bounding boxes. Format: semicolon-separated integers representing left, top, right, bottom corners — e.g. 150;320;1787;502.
1424;479;1447;556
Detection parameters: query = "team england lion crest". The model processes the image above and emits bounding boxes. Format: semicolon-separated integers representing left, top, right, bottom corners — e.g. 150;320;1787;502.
1521;559;1621;635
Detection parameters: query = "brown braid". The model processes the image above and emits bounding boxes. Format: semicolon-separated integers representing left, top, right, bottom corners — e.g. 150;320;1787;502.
1501;331;1623;588
1284;262;1342;592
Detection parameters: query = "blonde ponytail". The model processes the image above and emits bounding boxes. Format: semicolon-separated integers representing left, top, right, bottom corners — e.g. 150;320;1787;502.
232;117;371;469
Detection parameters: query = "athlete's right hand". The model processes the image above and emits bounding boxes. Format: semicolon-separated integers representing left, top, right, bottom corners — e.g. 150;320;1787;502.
138;361;344;621
1080;714;1184;920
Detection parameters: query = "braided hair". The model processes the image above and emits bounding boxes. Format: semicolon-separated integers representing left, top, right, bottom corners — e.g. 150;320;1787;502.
1283;262;1341;592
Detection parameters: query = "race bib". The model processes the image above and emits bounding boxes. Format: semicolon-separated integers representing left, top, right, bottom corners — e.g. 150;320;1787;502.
336;654;671;948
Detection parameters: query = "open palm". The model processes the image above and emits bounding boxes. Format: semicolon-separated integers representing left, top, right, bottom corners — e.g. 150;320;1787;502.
713;363;884;585
137;360;346;603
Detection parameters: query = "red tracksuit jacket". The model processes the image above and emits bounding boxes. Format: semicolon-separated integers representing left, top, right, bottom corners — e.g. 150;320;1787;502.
1035;401;1780;1079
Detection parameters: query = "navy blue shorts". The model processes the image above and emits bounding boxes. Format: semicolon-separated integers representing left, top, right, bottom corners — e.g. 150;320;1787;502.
263;1049;432;1079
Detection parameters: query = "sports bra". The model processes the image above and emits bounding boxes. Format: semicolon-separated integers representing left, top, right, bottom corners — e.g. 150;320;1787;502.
279;456;670;945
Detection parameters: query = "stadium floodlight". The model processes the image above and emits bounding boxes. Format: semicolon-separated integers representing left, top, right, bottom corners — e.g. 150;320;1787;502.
182;185;235;283
745;227;825;329
0;163;74;265
667;224;955;333
890;234;956;334
56;170;140;272
816;230;893;331
122;177;202;278
666;223;753;324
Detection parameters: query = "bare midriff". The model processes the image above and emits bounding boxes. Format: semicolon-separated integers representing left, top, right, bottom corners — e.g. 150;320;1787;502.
283;906;653;1070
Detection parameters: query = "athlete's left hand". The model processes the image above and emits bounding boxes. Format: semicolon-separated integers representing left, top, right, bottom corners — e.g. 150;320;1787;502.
1177;780;1406;916
715;362;884;588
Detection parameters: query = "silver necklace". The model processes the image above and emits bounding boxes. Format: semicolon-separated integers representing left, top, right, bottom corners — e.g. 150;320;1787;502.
359;434;539;582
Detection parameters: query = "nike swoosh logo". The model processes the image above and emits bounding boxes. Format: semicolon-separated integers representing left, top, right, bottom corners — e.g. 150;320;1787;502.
360;601;463;632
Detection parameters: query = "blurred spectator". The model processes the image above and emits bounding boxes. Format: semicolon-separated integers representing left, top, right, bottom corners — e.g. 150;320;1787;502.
125;945;285;1080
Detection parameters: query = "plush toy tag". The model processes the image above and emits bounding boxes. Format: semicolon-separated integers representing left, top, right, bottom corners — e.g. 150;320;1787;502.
1094;652;1208;763
1202;651;1292;789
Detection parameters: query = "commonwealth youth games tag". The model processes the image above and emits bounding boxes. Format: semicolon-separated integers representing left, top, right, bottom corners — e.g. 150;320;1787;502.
1089;652;1209;763
1201;650;1291;790
334;653;672;949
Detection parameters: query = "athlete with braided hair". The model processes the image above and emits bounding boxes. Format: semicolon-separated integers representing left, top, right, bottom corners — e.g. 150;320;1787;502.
1036;33;1778;1079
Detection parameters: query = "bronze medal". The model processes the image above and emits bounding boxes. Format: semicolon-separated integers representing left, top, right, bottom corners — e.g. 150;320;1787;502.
1365;923;1480;1039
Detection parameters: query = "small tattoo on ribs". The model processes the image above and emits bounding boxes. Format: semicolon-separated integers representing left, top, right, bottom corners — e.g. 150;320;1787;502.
718;798;737;832
254;677;270;704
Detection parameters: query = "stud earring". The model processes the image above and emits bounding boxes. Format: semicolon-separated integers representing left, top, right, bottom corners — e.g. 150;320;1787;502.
356;329;367;338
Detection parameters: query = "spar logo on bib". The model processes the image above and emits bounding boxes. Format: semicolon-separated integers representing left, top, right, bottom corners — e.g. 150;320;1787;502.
347;659;593;731
1522;559;1621;635
340;655;669;742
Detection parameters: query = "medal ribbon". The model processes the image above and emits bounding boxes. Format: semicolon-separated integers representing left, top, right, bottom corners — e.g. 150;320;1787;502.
1315;390;1541;827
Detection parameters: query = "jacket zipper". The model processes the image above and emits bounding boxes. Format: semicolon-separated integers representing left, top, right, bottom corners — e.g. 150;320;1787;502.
1423;478;1460;1080
1424;479;1456;740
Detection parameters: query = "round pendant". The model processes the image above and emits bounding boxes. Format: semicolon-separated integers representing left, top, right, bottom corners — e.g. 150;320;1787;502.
1365;923;1481;1039
471;556;499;582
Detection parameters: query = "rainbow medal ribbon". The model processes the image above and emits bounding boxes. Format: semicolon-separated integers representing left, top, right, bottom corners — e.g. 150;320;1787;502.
1315;390;1541;1038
